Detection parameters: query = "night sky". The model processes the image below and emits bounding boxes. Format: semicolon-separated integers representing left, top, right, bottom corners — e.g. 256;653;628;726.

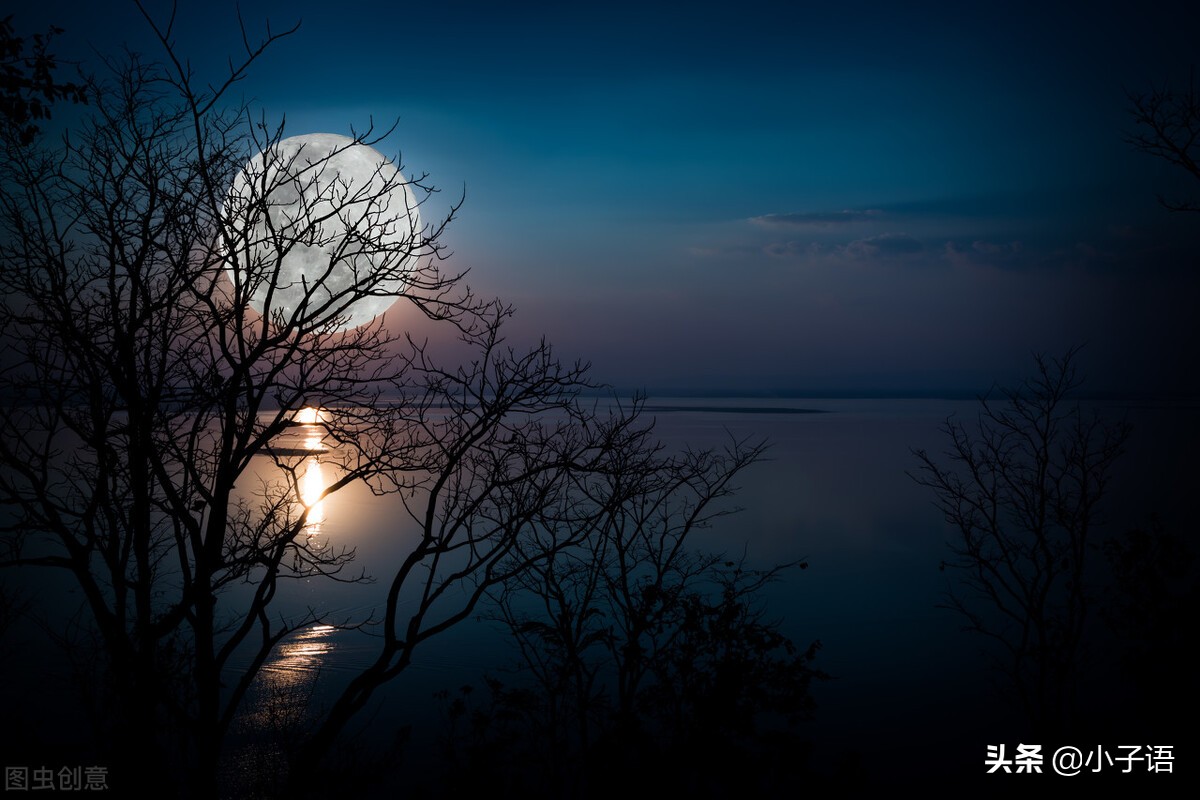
19;0;1200;395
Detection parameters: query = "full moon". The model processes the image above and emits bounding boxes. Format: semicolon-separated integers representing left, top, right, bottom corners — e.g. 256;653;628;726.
223;133;421;332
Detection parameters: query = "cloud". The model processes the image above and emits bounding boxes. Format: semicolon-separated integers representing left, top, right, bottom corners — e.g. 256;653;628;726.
764;240;823;259
749;209;882;228
687;243;766;259
844;232;924;259
942;239;1034;271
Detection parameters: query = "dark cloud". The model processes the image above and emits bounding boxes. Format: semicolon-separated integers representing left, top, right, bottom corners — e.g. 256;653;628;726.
873;194;1030;218
845;233;924;259
943;239;1029;270
941;225;1200;274
687;243;767;259
749;209;882;228
764;240;822;258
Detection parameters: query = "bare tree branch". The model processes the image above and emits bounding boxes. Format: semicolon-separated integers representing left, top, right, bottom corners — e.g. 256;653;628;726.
1126;71;1200;212
910;347;1128;735
0;9;773;798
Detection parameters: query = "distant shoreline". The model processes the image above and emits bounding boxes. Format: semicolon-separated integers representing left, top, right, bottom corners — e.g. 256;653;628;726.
643;405;828;415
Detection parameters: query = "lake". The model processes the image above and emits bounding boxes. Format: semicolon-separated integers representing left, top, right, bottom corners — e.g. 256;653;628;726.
224;395;1196;789
4;396;1193;791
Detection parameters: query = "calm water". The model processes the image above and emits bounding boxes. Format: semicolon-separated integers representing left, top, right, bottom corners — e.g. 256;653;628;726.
5;397;1195;788
224;396;1198;786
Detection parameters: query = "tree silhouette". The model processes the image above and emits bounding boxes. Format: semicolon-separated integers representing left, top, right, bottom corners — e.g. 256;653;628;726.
910;349;1128;736
1101;517;1199;730
0;15;87;144
1126;73;1200;212
0;5;728;798
427;439;825;798
0;9;452;793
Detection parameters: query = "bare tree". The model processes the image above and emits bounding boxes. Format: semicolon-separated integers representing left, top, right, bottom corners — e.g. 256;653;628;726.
910;349;1128;736
0;15;445;795
0;5;678;797
463;437;825;797
1126;73;1200;212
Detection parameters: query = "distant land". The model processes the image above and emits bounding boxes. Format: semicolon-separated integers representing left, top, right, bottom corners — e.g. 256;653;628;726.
642;405;827;414
598;386;1200;404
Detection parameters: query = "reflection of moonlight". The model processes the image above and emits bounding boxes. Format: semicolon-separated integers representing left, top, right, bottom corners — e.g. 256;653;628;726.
259;624;337;692
294;406;323;425
224;133;421;331
300;457;325;526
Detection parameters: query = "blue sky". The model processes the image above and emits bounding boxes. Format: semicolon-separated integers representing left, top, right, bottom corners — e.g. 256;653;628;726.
21;0;1200;394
